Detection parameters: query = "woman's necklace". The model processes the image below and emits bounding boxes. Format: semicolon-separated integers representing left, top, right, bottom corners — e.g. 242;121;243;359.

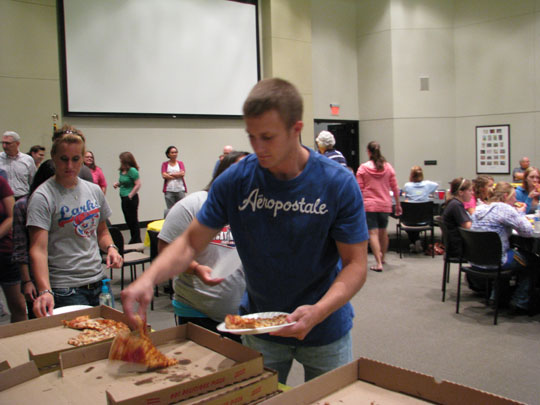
56;178;79;200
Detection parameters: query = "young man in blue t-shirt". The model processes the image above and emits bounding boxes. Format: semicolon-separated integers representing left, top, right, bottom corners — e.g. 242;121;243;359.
122;78;369;384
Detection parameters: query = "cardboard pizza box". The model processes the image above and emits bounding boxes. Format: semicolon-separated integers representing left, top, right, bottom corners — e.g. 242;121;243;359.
173;368;278;405
0;323;268;404
260;357;524;405
0;361;40;391
0;360;9;372
0;305;128;372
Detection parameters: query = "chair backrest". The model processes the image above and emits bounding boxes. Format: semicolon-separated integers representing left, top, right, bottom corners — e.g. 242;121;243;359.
147;230;159;260
400;201;434;225
108;227;125;256
457;228;502;267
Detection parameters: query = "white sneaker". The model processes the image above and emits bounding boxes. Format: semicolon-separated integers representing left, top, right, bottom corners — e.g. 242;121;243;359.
415;240;423;253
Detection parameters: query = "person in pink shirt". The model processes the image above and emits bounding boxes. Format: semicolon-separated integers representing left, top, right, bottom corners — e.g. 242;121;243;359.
84;151;107;194
464;175;494;215
356;141;401;272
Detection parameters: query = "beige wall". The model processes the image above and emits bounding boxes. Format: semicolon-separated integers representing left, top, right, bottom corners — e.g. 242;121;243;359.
355;0;456;184
262;0;314;147
351;0;540;186
454;0;540;183
3;0;540;225
311;0;359;121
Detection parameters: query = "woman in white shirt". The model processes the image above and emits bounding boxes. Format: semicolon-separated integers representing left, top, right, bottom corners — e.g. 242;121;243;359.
161;146;187;211
402;165;438;252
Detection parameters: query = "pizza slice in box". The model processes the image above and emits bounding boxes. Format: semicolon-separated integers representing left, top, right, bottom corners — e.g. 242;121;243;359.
63;315;130;346
108;316;177;370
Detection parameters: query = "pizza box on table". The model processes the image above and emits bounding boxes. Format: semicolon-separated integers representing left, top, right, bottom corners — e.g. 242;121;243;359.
0;305;128;372
0;361;40;391
0;323;272;405
171;368;277;405
260;357;524;405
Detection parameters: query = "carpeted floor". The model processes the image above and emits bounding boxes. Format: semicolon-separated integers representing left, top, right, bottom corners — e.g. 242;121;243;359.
2;225;539;404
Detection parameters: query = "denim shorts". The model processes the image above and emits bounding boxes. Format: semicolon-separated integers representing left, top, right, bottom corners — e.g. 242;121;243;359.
242;331;352;384
52;285;101;308
0;252;21;286
365;212;389;230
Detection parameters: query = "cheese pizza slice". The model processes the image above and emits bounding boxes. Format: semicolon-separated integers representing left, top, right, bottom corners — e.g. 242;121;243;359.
108;316;177;370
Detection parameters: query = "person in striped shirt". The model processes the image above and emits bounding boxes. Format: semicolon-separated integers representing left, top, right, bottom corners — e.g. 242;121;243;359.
315;130;347;168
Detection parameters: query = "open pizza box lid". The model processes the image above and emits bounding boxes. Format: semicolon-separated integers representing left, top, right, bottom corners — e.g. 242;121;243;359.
260;357;524;405
0;323;273;404
0;305;128;373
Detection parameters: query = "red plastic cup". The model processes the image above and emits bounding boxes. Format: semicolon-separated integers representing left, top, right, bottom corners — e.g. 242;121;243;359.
438;191;445;200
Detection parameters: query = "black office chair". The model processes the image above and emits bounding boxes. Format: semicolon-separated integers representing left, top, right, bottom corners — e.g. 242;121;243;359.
436;218;461;302
456;228;519;325
147;230;173;301
108;227;151;290
396;201;435;258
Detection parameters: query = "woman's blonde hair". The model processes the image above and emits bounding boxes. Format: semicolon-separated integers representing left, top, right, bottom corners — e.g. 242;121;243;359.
50;126;85;157
488;181;514;203
522;166;540;193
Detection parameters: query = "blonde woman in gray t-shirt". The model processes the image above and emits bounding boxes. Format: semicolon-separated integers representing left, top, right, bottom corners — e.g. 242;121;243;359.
28;126;123;317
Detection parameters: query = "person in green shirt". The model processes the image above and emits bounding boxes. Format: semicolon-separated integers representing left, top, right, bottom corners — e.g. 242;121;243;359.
113;152;142;243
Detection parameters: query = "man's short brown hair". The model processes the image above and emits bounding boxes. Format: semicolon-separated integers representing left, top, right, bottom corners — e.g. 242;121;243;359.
243;78;303;129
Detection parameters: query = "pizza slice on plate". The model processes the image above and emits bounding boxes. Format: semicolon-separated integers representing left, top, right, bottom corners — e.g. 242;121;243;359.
224;314;288;329
108;316;177;370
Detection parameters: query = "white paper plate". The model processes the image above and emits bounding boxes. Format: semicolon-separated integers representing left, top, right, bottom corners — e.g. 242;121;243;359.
216;312;296;335
52;305;92;315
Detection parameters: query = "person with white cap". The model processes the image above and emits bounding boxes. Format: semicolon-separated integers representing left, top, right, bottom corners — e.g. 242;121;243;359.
315;130;347;168
0;131;37;199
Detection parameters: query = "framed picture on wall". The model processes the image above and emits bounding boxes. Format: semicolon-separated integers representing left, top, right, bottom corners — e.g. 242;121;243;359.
475;125;510;174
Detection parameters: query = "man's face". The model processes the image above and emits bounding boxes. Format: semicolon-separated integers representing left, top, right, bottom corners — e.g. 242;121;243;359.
521;158;530;169
33;150;45;165
245;110;301;174
2;135;19;157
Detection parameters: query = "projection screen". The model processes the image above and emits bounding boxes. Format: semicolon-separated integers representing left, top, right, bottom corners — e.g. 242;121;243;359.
59;0;259;117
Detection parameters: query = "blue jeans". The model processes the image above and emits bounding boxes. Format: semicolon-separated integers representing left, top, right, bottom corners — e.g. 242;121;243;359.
242;332;352;384
487;250;532;309
52;286;101;308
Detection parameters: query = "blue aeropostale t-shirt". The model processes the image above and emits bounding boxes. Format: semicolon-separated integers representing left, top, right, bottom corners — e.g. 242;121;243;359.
197;148;368;346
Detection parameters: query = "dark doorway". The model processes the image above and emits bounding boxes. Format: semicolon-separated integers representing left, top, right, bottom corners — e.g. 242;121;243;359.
314;120;359;171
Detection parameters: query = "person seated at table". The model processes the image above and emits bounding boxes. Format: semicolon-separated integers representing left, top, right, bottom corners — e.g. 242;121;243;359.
471;182;535;313
157;151;249;342
442;177;472;259
515;166;540;214
401;165;438;253
464;175;494;215
512;156;530;182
